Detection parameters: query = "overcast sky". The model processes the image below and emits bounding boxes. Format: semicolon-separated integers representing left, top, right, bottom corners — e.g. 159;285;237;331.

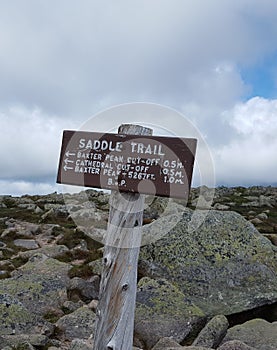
1;0;277;196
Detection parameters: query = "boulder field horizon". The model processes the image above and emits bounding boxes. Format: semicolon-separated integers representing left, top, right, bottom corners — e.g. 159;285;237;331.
0;185;277;349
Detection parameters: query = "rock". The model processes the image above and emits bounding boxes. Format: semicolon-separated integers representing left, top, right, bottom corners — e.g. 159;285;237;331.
55;306;96;341
44;204;69;217
87;300;98;312
34;206;44;214
256;212;268;220
151;337;182;349
259;195;274;207
1;334;48;347
0;253;70;316
221;319;277;350
17;203;37;210
213;203;230;210
69;338;94;350
135;278;206;349
13;239;40;250
0;293;52;336
67;276;100;302
218;340;257;349
18;244;69;259
1;220;40;238
70;207;108;230
41;208;55;220
140;209;277;316
250;217;263;225
180;347;213;350
191;195;211;209
88;258;103;275
263;234;277;246
63;300;85;313
192;315;229;348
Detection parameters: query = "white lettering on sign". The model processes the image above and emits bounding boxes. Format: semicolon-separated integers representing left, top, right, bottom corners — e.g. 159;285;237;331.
57;131;197;199
130;142;165;155
79;138;123;152
62;146;187;189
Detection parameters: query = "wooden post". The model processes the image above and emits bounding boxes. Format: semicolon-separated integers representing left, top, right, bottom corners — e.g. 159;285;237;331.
93;124;153;350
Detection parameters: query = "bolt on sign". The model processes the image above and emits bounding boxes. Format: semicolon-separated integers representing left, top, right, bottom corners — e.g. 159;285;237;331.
57;130;197;200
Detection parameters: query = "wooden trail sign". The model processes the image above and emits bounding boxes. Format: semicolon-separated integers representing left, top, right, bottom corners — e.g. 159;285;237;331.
57;124;197;350
57;129;197;200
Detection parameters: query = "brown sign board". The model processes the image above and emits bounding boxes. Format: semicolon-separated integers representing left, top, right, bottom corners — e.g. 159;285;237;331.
57;130;197;200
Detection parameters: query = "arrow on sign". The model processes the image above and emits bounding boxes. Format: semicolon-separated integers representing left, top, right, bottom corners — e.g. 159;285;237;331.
64;158;74;165
66;151;75;157
64;165;74;171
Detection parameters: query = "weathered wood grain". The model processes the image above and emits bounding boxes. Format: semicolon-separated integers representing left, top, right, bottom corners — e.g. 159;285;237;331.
93;124;152;350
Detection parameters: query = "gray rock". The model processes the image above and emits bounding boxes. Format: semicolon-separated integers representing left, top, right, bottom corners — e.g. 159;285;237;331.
192;315;229;348
0;253;70;316
34;206;44;214
0;293;51;336
18;244;69;259
13;239;40;250
67;276;100;301
182;347;215;350
44;204;69;217
1;219;40;238
140;209;277;315
256;212;269;220
263;234;277;246
135;277;206;349
218;340;257;350
259;195;275;207
250;217;263;225
55;306;96;341
69;338;94;350
221;319;277;350
1;334;48;347
17;203;37;210
213;203;230;210
152;337;182;349
88;258;103;276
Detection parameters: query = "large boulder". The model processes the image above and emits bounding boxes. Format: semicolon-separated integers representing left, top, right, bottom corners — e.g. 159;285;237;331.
0;293;50;336
220;319;277;350
192;315;229;348
134;277;206;349
55;306;96;341
0;253;71;316
140;209;277;316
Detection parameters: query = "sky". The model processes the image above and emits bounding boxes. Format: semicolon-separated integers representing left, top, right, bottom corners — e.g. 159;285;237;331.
0;0;277;196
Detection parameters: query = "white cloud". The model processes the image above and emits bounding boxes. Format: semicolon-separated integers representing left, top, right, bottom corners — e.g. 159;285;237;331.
0;180;59;197
0;106;78;180
215;97;277;185
0;0;277;116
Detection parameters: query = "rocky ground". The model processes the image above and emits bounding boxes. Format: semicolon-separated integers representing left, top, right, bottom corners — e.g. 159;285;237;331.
0;186;277;350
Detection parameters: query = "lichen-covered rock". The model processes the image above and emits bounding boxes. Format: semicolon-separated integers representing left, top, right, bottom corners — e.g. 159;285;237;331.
0;293;49;336
151;337;182;349
218;340;257;350
0;253;70;316
55;306;96;341
69;338;94;350
135;277;206;349
192;314;229;347
0;334;49;348
220;319;277;350
67;276;100;302
18;244;69;259
140;209;277;316
1;219;40;238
